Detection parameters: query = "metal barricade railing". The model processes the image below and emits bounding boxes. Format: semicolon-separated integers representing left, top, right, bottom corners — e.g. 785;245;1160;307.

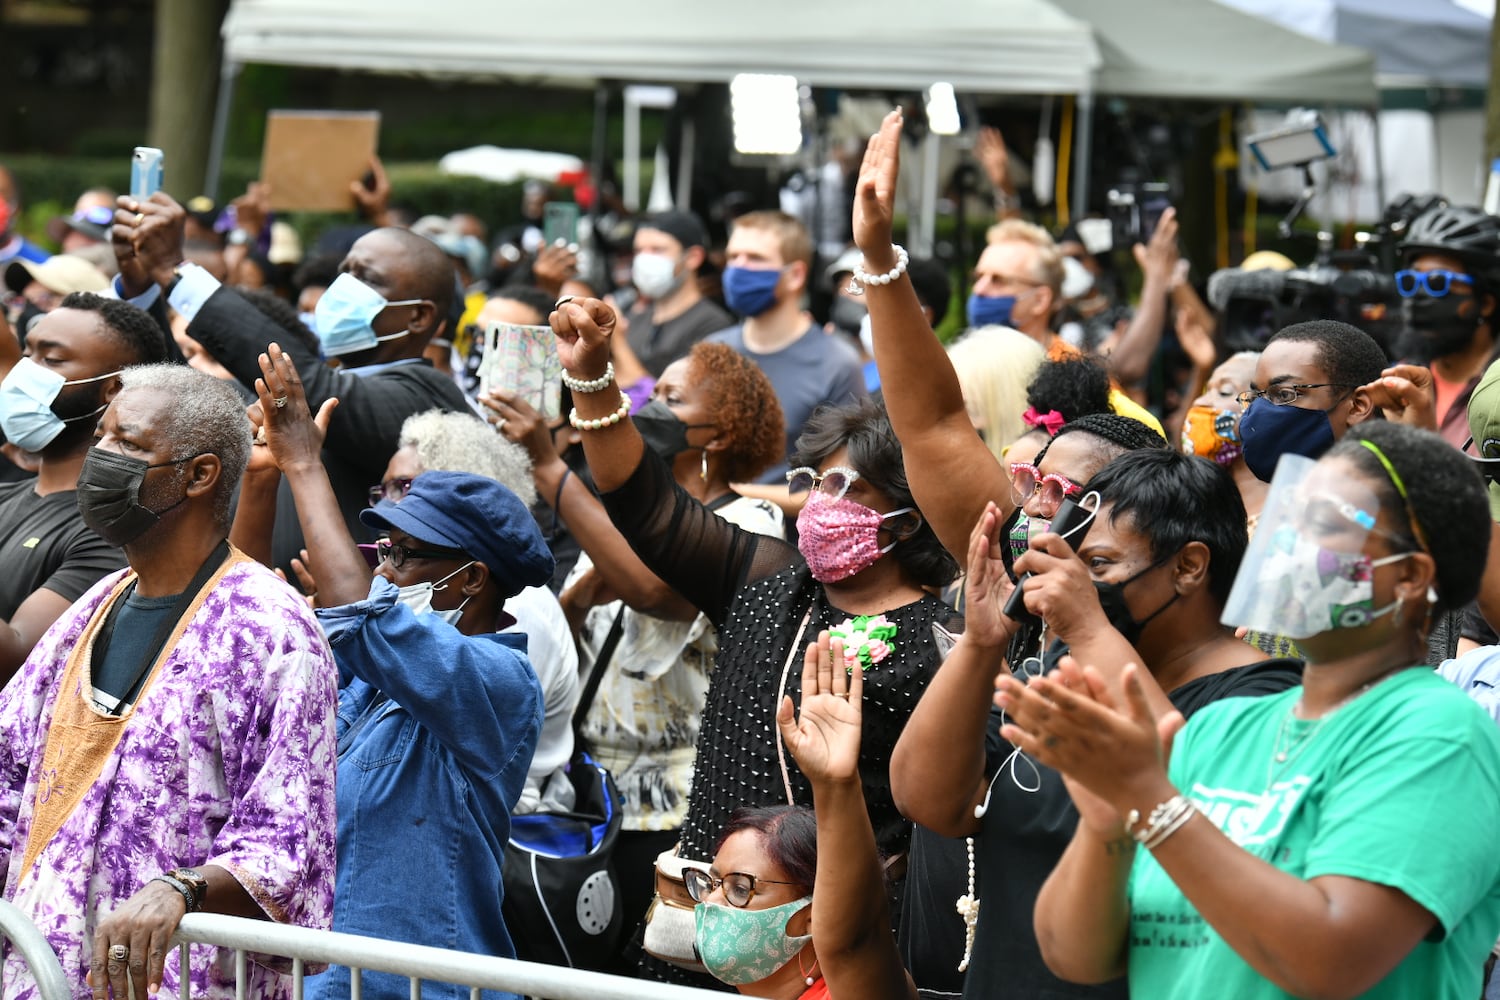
0;899;71;1000
171;913;725;1000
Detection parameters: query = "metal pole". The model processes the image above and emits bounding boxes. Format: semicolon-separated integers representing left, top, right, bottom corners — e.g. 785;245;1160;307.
0;900;70;1000
623;92;642;212
1071;87;1095;221
203;60;241;204
676;119;696;215
915;130;940;258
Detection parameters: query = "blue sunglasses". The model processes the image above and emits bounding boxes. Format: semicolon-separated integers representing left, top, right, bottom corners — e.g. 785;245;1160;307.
1394;269;1474;298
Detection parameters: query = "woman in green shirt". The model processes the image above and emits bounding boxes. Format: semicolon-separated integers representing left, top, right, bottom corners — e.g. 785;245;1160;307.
1006;421;1500;999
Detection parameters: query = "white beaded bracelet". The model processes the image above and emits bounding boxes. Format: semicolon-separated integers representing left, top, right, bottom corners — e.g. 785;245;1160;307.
568;391;631;431
561;361;615;394
848;244;910;295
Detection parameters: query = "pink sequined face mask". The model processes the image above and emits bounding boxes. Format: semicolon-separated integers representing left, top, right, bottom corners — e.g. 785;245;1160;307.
796;492;915;583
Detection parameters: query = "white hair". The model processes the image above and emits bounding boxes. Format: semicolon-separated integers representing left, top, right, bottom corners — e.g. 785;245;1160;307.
398;409;538;506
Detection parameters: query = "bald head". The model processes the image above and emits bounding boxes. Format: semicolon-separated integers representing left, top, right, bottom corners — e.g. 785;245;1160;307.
347;227;456;321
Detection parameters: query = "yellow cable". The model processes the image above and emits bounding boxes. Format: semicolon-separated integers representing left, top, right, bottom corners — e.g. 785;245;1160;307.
1056;96;1074;226
1245;186;1258;257
1216;109;1231;270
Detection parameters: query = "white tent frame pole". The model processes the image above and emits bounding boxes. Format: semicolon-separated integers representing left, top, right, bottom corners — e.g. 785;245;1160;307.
203;60;242;203
915;130;941;258
1071;85;1095;221
623;93;642;212
676;119;696;213
1369;106;1387;218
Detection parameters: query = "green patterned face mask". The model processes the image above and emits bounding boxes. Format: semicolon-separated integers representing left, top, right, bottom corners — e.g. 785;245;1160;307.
694;895;812;985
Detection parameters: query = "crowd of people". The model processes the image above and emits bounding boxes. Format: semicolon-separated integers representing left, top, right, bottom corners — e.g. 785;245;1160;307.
1;100;1500;1000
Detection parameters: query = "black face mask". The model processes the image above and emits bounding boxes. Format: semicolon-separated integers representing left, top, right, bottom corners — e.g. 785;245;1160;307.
1398;294;1484;363
76;448;193;547
829;297;868;337
631;399;714;463
1092;555;1178;646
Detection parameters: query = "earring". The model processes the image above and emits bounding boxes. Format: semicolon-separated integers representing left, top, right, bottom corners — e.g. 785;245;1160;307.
700;450;709;482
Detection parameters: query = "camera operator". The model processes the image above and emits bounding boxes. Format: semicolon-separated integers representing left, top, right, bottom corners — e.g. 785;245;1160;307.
1394;204;1500;450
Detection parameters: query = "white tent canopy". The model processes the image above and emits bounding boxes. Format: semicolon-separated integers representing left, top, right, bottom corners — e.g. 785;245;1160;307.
1053;0;1378;104
221;0;1102;95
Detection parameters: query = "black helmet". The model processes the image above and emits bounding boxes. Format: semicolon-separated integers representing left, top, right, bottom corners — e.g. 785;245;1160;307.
1398;204;1500;281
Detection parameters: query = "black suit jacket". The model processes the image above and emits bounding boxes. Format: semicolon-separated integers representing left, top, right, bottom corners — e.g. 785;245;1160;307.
188;286;476;573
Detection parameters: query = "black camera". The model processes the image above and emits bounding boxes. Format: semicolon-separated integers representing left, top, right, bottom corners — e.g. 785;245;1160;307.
1207;254;1400;356
1106;182;1171;249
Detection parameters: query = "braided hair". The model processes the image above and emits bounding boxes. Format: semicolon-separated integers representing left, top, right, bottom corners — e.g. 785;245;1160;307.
1033;412;1169;468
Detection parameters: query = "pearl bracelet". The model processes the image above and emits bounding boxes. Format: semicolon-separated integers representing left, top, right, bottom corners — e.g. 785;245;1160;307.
561;361;615;394
568;391;631;431
848;244;910;295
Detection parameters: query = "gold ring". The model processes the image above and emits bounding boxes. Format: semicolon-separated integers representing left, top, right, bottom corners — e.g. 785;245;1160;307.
834;692;850;700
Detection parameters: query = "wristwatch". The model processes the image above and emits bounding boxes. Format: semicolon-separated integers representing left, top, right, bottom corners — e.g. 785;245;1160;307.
167;867;208;911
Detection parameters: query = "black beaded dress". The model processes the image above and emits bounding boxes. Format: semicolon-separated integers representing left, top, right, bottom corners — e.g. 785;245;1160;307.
601;449;963;865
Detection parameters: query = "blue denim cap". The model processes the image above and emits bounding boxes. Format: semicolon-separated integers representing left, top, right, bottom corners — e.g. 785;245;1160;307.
360;470;554;598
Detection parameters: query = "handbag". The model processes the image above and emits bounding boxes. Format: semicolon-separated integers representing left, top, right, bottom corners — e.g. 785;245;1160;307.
501;608;627;970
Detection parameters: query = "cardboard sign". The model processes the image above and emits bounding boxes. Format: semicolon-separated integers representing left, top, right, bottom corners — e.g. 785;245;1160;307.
260;111;380;212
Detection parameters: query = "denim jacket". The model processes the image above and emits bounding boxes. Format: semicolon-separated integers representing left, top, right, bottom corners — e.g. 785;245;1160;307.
309;577;542;1000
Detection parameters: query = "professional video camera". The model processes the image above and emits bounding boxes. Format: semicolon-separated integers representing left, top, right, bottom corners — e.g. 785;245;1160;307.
1206;111;1428;356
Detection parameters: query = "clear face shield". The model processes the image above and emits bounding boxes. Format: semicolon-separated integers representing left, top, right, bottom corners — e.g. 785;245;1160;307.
1221;454;1407;640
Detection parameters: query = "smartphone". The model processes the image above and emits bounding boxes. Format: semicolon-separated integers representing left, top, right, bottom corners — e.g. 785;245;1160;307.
542;201;580;248
131;147;164;201
1002;493;1097;628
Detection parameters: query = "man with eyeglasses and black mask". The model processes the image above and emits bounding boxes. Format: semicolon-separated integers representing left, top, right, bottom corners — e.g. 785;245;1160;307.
0;293;167;684
0;362;337;1000
1393;204;1500;450
111;192;474;579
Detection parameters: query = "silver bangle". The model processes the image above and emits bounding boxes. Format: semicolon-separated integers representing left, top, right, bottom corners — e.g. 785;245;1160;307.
848;244;910;295
568;391;631;431
1126;793;1196;850
561;361;614;394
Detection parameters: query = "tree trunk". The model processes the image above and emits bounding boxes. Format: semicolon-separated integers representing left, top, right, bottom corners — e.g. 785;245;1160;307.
1488;12;1500;165
148;0;227;200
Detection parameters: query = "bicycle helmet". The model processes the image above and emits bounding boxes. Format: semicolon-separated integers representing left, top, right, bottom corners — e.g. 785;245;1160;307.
1399;204;1500;282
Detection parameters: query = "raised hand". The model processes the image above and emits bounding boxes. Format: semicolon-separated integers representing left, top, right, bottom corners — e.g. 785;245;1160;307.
549;297;616;380
350;156;391;226
1132;208;1180;287
778;630;863;786
851;109;903;269
113;192;186;296
965;501;1021;649
975;125;1011;191
1363;364;1437;430
254;342;339;473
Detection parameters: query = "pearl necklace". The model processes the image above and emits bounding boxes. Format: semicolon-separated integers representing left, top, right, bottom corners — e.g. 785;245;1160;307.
956;836;979;972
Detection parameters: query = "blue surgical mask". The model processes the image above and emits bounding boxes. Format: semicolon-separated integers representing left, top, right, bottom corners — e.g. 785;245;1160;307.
394;560;475;627
967;293;1017;329
1238;397;1336;483
722;266;783;318
0;357;118;453
314;272;423;357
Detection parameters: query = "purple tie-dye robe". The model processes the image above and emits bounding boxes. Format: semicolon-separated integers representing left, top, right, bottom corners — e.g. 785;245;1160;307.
0;559;339;1000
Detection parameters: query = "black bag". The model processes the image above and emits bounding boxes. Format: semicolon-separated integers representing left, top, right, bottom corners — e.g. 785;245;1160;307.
502;750;625;969
501;607;628;970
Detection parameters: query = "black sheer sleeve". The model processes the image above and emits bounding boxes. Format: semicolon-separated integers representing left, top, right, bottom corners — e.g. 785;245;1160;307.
599;447;802;629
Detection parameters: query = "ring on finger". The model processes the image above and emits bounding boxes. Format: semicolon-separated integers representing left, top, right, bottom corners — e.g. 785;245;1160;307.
834;692;850;700
109;944;129;961
134;213;144;226
554;295;575;309
273;395;289;409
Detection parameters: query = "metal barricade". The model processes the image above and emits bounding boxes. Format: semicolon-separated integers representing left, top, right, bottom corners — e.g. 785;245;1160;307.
0;899;70;1000
171;913;724;1000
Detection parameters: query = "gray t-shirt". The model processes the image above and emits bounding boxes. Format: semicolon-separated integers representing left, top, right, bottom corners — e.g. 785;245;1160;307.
626;298;734;377
707;324;866;483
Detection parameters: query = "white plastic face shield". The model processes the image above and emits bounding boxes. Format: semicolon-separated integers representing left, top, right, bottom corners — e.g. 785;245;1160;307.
1220;454;1391;639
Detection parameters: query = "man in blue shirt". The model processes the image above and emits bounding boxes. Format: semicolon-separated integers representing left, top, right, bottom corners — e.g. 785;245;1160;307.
255;342;553;1000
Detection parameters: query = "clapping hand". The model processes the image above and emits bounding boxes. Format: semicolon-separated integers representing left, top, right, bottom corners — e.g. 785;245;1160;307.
778;630;863;787
851;109;904;273
965;501;1021;650
549;297;616;381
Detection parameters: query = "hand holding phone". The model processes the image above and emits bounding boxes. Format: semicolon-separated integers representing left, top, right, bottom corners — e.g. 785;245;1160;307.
1002;494;1097;628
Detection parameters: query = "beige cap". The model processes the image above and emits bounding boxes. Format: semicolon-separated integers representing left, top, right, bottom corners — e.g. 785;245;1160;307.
4;254;110;297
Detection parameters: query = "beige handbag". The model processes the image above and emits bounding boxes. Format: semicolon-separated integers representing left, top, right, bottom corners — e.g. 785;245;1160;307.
641;845;709;972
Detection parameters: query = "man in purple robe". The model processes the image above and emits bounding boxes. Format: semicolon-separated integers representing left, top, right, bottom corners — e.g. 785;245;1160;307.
0;363;338;1000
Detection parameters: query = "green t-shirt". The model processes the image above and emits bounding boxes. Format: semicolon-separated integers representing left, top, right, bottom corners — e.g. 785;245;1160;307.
1127;668;1500;999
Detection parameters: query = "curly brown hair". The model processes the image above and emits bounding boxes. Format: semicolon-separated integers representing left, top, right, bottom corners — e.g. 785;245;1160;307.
687;341;785;483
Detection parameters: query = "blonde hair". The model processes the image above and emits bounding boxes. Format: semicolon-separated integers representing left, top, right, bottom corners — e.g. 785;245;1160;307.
985;218;1064;297
947;326;1047;462
731;210;814;268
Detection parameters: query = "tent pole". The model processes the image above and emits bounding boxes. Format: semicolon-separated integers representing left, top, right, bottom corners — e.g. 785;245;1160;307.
676;119;696;213
915;131;940;258
588;82;611;287
623;92;641;212
203;60;241;204
1071;86;1095;222
1369;106;1387;221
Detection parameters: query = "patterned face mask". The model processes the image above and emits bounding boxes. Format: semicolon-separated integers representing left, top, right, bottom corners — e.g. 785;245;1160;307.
694;895;812;986
1008;509;1051;565
1242;526;1412;639
1181;404;1242;467
795;492;913;583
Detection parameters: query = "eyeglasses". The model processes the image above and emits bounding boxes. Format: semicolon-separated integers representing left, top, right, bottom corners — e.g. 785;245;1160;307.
1009;462;1084;511
1235;383;1358;407
374;537;467;569
368;476;415;506
76;206;115;227
786;465;860;502
683;868;801;909
1394;269;1474;298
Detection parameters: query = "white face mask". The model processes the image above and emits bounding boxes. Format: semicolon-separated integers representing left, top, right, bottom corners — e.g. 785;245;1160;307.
632;252;685;299
394;560;475;627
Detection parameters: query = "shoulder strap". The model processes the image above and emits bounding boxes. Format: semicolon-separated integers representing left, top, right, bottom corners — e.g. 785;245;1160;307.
571;604;627;743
